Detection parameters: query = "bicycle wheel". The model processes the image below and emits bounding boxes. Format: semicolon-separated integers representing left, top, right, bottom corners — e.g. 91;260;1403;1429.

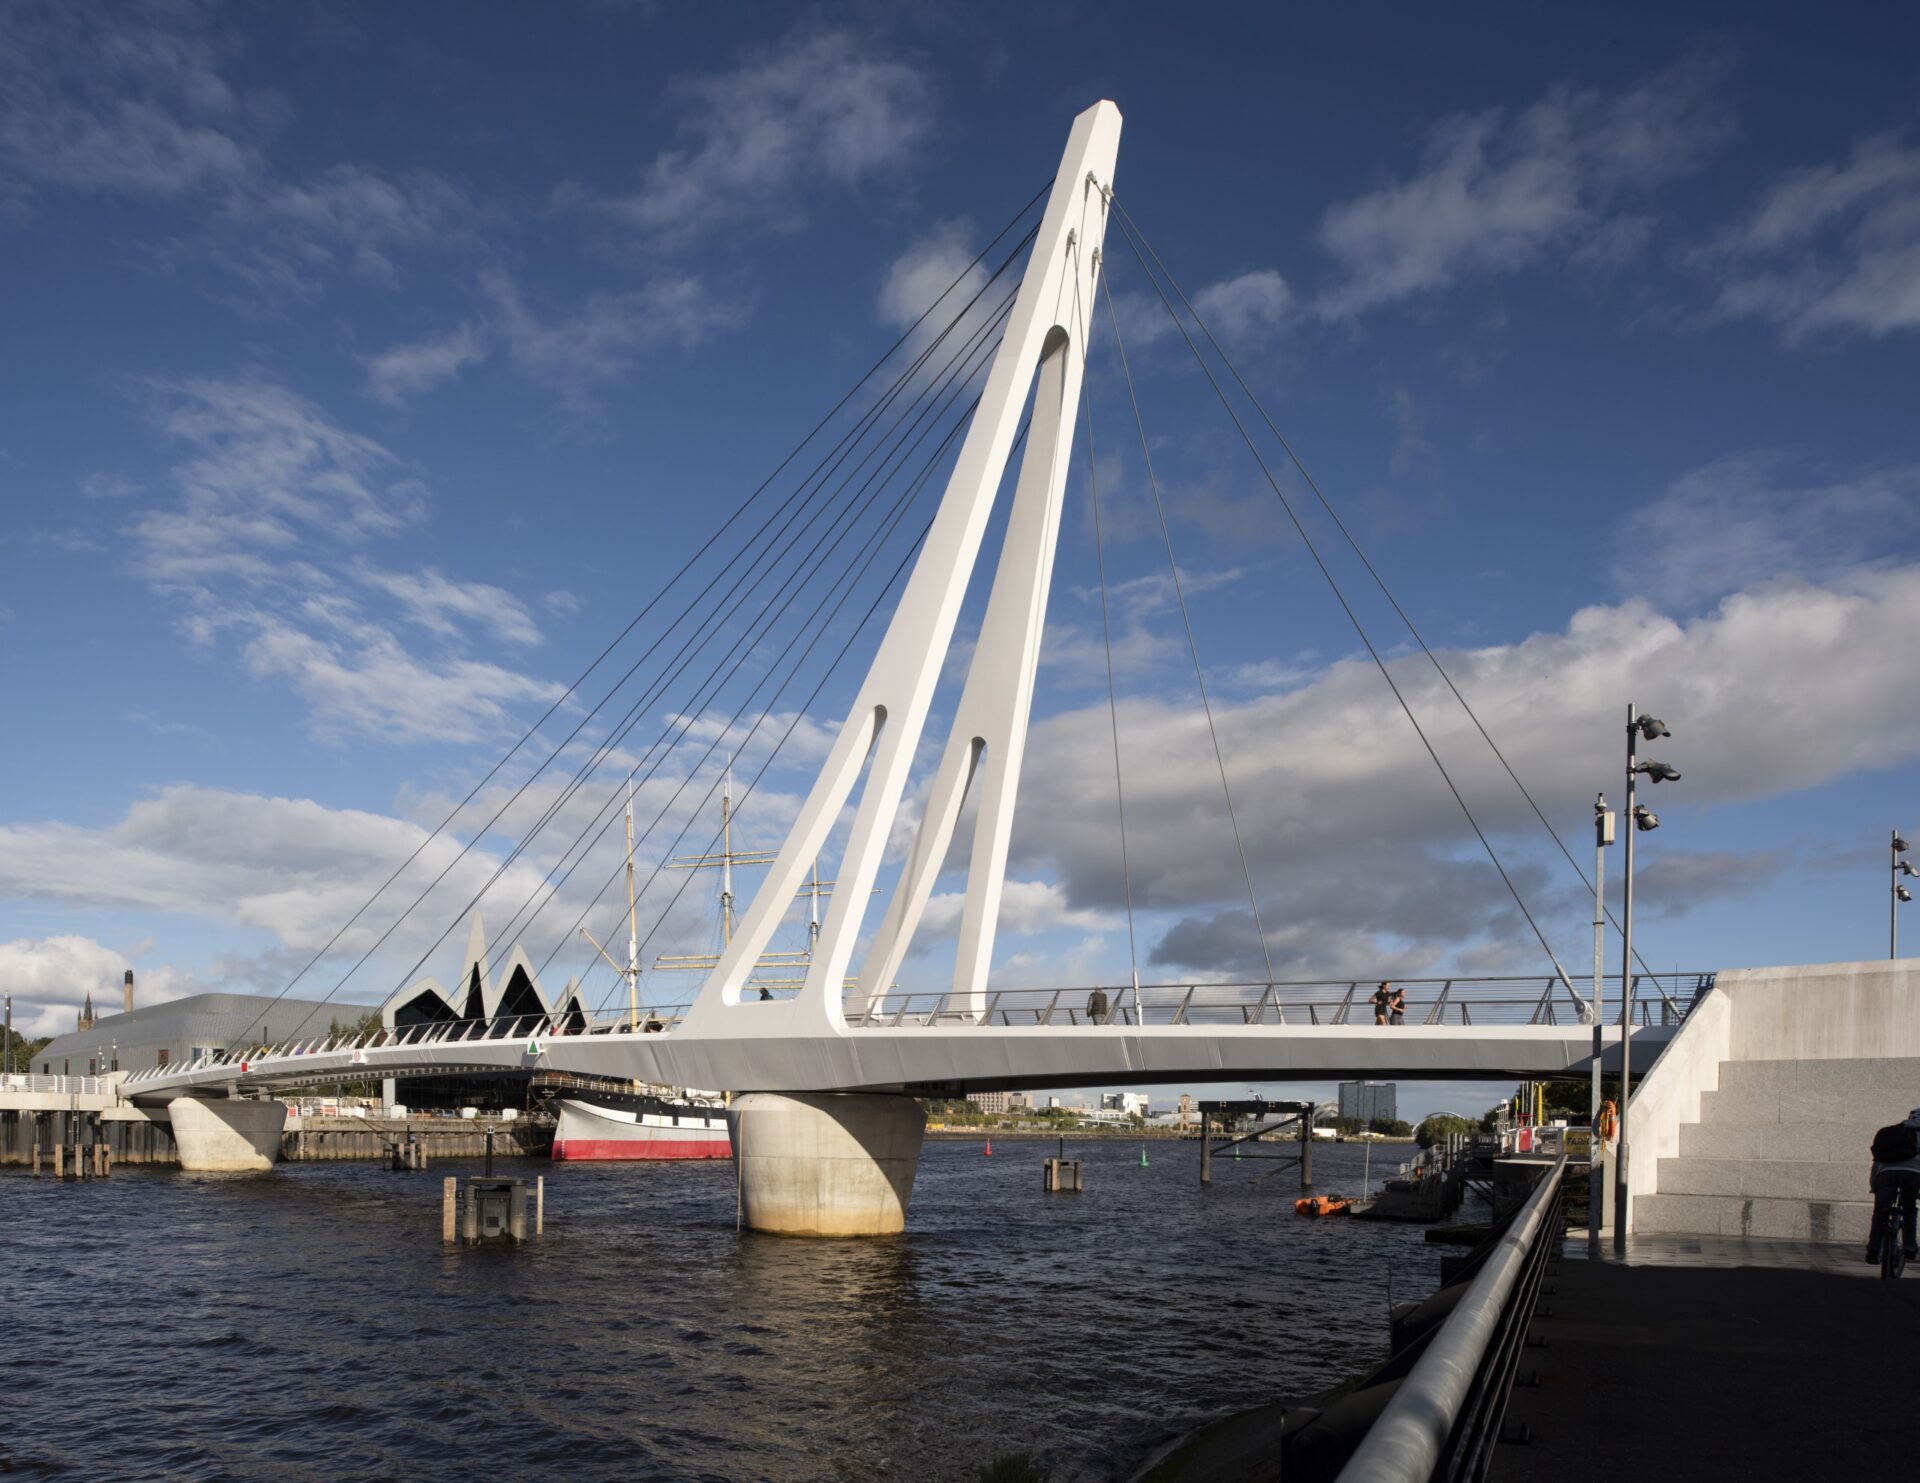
1884;1213;1905;1279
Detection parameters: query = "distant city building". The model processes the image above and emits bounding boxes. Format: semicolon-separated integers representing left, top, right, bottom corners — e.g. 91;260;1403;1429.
1006;1091;1031;1110
967;1091;1012;1114
1099;1091;1150;1117
1046;1096;1063;1110
1339;1080;1398;1125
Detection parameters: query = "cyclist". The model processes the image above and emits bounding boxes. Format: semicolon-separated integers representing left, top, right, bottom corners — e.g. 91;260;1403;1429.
1866;1108;1920;1266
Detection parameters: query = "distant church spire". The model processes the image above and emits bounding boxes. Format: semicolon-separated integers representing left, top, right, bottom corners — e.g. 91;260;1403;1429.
78;992;96;1033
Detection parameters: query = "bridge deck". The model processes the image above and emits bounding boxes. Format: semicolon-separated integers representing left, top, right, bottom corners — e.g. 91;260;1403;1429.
120;1020;1674;1101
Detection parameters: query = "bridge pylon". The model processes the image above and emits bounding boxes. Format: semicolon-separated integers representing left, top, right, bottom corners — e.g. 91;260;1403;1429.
681;100;1122;1044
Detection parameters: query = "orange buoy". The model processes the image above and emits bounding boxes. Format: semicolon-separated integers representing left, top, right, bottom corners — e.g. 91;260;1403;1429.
984;1139;993;1156
1294;1195;1353;1217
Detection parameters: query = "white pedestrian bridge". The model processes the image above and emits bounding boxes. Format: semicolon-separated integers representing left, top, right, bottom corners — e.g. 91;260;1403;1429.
120;974;1696;1105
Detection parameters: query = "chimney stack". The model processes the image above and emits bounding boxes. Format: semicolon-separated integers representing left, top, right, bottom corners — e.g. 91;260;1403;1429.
124;968;135;1015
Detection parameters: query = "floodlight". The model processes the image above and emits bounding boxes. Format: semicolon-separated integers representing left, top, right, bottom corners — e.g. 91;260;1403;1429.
1634;805;1659;832
1901;885;1914;904
1634;714;1671;740
1902;861;1920;878
1896;835;1913;854
1636;760;1682;783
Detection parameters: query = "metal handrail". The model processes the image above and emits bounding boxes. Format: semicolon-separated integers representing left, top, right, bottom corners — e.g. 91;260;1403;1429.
842;973;1711;1030
0;1073;112;1096
1337;1155;1566;1482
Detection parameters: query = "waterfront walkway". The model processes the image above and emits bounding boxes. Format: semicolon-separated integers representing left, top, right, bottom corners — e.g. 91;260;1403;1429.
1503;1236;1916;1481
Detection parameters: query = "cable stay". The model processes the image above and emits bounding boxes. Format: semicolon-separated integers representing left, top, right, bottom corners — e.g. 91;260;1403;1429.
1092;256;1279;994
1111;200;1673;996
1077;302;1143;1021
275;191;1049;1037
423;284;1020;1001
1106;205;1591;1014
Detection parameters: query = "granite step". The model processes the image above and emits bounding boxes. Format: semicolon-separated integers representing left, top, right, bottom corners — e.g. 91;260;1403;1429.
1692;1085;1919;1127
1634;1192;1874;1245
1676;1119;1886;1162
1713;1058;1920;1093
1655;1156;1873;1203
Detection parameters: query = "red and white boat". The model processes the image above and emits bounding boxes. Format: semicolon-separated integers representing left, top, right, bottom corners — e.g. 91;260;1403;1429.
551;1088;730;1161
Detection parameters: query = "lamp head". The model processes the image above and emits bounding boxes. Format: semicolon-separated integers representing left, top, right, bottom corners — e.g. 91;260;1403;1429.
1633;714;1671;740
1901;885;1914;904
1902;860;1920;878
1633;804;1660;832
1896;834;1913;854
1636;760;1682;783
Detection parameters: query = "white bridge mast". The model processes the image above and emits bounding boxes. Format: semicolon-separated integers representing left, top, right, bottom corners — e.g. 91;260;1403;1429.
682;101;1121;1038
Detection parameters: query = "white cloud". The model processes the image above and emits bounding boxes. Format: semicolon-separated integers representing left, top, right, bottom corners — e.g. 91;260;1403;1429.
0;0;269;203
1612;452;1920;601
878;218;991;334
0;787;563;973
355;564;544;649
543;590;585;619
594;28;931;242
1110;269;1293;350
0;934;203;1039
1190;270;1293;341
362;325;487;406
1010;539;1920;975
1316;51;1733;316
127;373;562;744
481;268;744;406
133;374;422;590
1704;131;1920;341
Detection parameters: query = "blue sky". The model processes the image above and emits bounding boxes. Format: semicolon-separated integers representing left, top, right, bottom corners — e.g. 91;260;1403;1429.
3;3;1919;1118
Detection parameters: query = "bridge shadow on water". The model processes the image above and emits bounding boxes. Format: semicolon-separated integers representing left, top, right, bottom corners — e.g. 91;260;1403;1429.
2;1140;1453;1482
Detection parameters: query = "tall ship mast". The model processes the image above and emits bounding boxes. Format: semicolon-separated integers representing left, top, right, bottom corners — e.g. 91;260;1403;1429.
549;769;843;1161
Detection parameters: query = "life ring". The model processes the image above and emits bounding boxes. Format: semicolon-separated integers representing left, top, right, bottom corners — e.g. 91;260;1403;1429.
1596;1099;1619;1141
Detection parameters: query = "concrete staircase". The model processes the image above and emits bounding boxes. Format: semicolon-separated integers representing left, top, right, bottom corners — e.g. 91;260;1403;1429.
1635;1057;1920;1245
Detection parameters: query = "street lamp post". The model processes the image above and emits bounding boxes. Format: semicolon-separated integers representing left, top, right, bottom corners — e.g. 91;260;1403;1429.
1615;704;1679;1255
1893;832;1914;959
1590;794;1614;1250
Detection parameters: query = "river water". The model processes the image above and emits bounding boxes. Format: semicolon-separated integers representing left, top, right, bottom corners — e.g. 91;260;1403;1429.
3;1138;1452;1481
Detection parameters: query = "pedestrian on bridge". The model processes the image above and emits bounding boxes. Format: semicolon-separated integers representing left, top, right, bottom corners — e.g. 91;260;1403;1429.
1087;987;1109;1024
1371;982;1395;1025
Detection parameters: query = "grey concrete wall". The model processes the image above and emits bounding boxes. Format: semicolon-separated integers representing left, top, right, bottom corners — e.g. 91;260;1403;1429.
1626;959;1918;1227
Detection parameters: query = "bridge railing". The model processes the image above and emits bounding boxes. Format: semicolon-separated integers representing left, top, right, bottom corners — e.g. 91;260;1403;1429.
117;1004;697;1087
0;1073;113;1097
842;973;1712;1030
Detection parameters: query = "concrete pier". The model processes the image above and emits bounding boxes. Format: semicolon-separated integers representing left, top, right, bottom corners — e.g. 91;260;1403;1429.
727;1092;925;1236
167;1097;288;1172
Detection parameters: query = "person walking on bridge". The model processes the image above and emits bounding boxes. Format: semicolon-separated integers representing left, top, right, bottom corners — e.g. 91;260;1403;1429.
1371;982;1393;1026
1866;1109;1920;1265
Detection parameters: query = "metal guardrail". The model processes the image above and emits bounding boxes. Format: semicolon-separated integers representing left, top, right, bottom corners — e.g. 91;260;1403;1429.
116;1007;697;1087
0;1073;113;1097
845;973;1711;1030
1337;1155;1567;1483
113;970;1711;1089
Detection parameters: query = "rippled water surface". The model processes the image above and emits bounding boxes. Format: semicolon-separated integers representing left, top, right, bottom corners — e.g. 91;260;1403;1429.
3;1138;1452;1481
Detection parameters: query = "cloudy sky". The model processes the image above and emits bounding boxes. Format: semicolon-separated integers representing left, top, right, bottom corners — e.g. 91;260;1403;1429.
3;3;1917;1115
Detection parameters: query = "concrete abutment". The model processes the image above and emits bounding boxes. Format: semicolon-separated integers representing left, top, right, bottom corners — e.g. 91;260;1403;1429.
727;1092;925;1236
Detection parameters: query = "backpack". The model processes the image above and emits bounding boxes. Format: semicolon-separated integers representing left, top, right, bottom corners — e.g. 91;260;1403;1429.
1871;1123;1918;1164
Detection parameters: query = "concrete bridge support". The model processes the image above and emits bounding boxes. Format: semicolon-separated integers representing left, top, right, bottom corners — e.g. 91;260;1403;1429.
168;1096;288;1172
728;1092;924;1236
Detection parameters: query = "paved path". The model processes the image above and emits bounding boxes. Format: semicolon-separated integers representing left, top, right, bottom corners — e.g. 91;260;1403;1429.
1502;1237;1916;1481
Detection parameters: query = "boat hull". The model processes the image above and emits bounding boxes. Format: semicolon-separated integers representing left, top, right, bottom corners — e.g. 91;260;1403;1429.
551;1095;731;1161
